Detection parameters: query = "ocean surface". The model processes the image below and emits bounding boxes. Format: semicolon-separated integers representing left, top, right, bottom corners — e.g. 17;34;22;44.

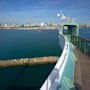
79;28;90;39
0;29;61;90
0;28;89;90
0;29;61;60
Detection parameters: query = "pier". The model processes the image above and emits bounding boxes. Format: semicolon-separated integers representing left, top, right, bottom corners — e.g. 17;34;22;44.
71;34;90;90
58;22;90;90
74;46;90;90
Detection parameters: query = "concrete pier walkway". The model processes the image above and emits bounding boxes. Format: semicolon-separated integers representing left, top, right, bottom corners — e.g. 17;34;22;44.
74;46;90;90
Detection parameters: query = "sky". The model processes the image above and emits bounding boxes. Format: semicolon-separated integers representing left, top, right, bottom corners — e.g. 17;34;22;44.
0;0;90;25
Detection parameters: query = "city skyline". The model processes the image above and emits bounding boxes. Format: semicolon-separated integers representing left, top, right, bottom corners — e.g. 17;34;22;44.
0;0;90;25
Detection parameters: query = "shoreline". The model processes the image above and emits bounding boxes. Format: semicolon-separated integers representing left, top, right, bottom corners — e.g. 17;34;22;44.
0;26;90;30
0;26;58;30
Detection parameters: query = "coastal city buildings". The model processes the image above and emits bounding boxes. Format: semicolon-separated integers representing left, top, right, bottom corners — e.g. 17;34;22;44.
0;22;59;29
0;22;90;29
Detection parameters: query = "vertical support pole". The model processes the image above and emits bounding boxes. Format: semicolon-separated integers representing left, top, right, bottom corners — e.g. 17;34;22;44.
74;36;76;45
76;36;78;46
87;41;90;56
72;35;74;43
77;37;79;48
71;35;72;43
71;35;74;43
74;36;75;44
79;38;81;50
75;36;77;45
83;40;86;54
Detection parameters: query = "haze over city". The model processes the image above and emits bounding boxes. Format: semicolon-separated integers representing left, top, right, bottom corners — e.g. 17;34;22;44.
0;0;90;25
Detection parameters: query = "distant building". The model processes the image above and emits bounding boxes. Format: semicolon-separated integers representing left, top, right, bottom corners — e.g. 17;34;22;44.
47;23;53;26
25;23;31;27
53;24;58;26
21;24;24;27
44;24;48;26
13;24;21;28
36;23;40;26
30;23;37;26
0;23;3;28
40;22;45;27
4;24;8;27
4;24;12;29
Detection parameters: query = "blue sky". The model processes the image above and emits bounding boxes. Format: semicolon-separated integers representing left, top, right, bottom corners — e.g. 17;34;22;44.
0;0;90;25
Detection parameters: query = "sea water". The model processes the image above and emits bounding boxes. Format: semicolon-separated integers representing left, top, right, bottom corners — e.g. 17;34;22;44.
0;28;89;90
79;28;90;39
0;29;62;90
0;29;62;60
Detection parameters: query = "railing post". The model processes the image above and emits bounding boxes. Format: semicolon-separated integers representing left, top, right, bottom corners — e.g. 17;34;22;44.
74;36;76;45
74;35;75;44
75;36;78;45
72;35;90;56
81;38;83;52
83;40;87;54
73;35;74;43
76;36;78;46
71;35;72;43
79;38;81;50
77;37;79;48
71;35;74;43
87;42;90;56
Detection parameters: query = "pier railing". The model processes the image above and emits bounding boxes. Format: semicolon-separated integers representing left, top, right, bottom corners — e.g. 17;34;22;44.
71;35;90;56
40;34;76;90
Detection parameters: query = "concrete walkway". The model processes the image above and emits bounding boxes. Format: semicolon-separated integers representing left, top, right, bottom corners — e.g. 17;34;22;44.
74;46;90;90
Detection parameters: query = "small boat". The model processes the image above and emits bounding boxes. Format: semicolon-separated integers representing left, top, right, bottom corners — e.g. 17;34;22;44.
38;30;41;32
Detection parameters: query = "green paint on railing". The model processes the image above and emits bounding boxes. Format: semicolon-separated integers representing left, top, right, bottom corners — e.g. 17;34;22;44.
58;43;76;90
63;76;75;88
57;23;79;90
70;43;74;49
71;35;90;56
70;52;77;61
58;76;76;90
69;43;77;61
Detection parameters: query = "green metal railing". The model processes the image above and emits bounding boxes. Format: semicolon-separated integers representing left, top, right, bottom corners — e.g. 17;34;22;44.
71;35;90;56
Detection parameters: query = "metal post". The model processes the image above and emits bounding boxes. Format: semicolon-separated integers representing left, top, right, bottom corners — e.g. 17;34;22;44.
83;40;87;54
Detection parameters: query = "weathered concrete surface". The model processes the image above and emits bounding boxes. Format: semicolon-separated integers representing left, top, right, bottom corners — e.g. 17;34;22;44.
0;56;59;68
74;46;90;90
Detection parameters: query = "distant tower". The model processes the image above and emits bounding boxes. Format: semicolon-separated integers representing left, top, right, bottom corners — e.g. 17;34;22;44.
72;18;76;23
67;16;70;23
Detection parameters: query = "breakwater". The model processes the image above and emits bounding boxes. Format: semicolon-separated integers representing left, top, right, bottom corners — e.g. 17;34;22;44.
0;26;58;30
15;26;58;30
0;29;61;90
0;56;59;68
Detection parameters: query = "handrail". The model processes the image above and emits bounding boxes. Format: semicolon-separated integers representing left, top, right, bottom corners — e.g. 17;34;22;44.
71;35;90;56
40;34;70;90
79;36;90;41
